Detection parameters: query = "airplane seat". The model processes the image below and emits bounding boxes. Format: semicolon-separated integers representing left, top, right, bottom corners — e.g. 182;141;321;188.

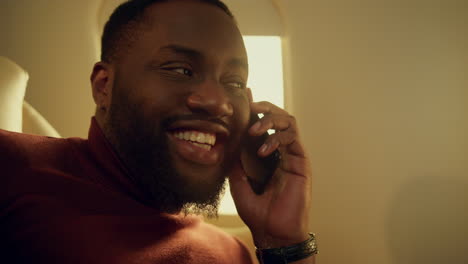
0;56;60;137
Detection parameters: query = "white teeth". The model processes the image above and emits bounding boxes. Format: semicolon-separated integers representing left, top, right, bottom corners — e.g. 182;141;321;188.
197;133;205;143
173;130;216;147
184;131;190;141
190;133;196;142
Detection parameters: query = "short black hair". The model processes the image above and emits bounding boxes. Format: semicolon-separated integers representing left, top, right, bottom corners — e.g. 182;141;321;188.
101;0;234;63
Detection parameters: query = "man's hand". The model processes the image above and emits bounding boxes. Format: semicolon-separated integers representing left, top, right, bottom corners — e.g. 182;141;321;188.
229;101;312;249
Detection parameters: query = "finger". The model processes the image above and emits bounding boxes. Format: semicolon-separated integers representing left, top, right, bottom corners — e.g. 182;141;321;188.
250;101;287;116
228;161;253;194
249;101;297;135
229;160;273;201
249;114;297;136
258;130;305;157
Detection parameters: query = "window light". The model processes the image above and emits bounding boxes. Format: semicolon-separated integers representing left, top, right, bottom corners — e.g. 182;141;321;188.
219;36;284;215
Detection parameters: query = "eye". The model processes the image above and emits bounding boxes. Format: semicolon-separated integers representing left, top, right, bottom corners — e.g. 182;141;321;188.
225;82;246;89
167;67;193;77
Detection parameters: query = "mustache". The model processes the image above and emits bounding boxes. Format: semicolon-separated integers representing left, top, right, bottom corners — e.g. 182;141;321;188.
162;114;229;130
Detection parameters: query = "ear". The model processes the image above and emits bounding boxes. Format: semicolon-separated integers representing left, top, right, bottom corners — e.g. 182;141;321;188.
246;88;253;103
90;62;114;114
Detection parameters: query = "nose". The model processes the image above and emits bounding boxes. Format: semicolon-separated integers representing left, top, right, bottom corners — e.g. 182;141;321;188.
186;80;234;117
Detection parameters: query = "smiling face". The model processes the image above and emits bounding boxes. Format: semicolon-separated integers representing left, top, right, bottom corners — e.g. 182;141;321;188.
92;0;250;214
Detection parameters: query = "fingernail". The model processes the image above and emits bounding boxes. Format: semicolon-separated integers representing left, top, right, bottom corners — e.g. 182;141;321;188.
259;143;269;153
251;121;261;132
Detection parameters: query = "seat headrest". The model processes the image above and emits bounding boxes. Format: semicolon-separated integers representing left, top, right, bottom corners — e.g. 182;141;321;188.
0;56;29;132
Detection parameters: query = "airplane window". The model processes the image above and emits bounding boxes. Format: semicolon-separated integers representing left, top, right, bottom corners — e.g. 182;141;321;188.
244;36;284;108
219;35;284;215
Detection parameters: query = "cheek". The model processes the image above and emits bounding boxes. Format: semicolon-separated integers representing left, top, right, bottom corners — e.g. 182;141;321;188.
129;82;187;118
232;95;251;132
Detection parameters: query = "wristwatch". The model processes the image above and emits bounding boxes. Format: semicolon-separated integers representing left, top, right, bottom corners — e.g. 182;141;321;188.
255;233;318;264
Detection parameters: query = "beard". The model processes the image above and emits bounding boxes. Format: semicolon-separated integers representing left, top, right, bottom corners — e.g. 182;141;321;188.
102;85;227;218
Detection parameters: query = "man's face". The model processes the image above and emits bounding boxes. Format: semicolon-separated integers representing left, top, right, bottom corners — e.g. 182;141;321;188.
103;0;250;213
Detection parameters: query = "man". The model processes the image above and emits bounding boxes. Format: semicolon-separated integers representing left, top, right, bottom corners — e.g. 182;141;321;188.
0;0;316;263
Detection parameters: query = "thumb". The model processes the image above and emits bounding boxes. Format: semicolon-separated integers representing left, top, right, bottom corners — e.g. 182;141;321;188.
228;160;256;204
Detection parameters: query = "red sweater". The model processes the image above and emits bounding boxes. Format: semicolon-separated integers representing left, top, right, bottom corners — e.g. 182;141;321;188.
0;118;252;264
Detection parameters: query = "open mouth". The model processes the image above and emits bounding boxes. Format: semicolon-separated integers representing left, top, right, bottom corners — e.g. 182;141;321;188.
172;130;216;151
166;120;230;165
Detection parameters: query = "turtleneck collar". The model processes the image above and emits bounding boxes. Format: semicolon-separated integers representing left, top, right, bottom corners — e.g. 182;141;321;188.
86;117;145;204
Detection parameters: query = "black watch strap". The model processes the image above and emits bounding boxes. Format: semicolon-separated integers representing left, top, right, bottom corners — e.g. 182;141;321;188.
255;233;318;264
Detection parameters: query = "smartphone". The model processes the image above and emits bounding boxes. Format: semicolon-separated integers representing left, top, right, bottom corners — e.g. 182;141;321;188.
240;113;281;195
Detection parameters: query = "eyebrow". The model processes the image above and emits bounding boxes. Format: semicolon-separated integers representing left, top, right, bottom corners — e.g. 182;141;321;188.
158;44;249;72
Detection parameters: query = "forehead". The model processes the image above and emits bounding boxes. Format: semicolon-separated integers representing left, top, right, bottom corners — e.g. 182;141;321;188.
133;0;246;62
